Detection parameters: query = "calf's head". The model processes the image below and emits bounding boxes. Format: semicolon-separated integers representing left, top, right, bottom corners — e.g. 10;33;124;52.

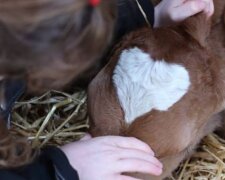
88;12;225;157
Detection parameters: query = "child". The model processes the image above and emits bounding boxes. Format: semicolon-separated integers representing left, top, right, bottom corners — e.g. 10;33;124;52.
0;0;214;179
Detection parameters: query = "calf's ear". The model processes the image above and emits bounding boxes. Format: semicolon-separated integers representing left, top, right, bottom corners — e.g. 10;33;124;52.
181;13;211;47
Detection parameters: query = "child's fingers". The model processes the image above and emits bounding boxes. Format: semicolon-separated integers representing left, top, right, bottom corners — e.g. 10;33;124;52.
80;133;92;141
107;136;155;155
184;0;214;18
115;175;142;180
117;159;163;176
117;149;162;168
208;0;214;17
201;0;214;17
173;0;206;21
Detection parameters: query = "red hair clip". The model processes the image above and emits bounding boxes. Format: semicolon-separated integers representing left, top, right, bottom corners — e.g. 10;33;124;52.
89;0;101;7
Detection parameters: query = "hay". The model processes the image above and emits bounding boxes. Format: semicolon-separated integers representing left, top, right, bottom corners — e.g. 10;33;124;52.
10;90;225;179
169;134;225;180
10;90;89;148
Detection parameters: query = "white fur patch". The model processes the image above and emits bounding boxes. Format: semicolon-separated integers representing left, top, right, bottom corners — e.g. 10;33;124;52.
113;47;190;124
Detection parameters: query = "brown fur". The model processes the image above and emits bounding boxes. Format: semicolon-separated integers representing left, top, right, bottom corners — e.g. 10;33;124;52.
88;0;225;179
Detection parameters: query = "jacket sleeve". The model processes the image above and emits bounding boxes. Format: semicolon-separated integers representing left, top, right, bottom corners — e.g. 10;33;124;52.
0;146;79;180
115;0;154;41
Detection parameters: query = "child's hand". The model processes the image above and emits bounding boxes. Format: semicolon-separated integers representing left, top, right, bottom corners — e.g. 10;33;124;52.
154;0;214;27
61;134;163;180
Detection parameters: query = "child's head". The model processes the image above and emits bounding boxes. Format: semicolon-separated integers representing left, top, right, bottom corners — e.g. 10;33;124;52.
0;0;116;92
0;0;116;168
